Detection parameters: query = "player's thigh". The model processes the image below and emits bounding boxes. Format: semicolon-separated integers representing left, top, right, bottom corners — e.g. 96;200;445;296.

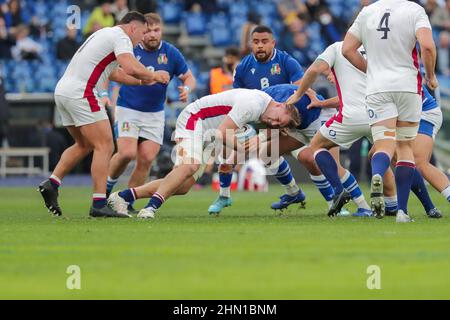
66;125;92;150
79;119;113;149
366;93;399;126
395;92;422;124
137;139;161;164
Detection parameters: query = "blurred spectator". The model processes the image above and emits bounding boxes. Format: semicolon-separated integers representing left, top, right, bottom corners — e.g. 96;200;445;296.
240;11;261;56
317;8;346;46
83;0;115;37
1;0;23;28
132;0;157;14
279;14;307;50
0;67;8;147
438;31;450;76
290;32;317;68
111;0;129;22
56;28;80;60
429;0;450;31
305;0;327;19
209;46;240;94
38;121;68;170
184;0;218;14
11;25;42;61
278;0;306;23
351;0;372;23
0;15;15;59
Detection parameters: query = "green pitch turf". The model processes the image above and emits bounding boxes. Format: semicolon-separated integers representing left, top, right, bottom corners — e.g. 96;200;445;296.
0;185;449;300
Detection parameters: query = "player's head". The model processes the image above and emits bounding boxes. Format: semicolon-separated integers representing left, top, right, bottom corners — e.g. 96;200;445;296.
262;101;301;129
143;13;163;51
223;47;240;72
251;26;276;63
118;11;148;47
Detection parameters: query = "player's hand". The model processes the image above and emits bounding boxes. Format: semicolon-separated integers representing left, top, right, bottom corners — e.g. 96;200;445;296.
153;70;170;84
243;135;260;156
286;92;301;105
178;86;190;102
100;96;112;108
327;73;336;85
306;91;323;109
426;74;439;90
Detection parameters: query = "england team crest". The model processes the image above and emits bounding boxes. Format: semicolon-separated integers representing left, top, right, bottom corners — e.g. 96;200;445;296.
158;54;168;65
271;63;281;75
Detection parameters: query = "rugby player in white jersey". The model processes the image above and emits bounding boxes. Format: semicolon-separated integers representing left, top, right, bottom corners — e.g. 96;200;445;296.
108;89;300;219
38;12;170;218
342;0;438;222
288;41;442;218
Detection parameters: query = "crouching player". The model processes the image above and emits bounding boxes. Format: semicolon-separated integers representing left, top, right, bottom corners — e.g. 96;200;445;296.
108;89;300;218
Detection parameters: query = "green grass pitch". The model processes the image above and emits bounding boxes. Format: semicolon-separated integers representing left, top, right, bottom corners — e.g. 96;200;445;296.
0;184;449;299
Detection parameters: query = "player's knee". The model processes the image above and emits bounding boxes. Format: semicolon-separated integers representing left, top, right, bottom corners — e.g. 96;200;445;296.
74;142;93;155
137;153;156;168
119;149;137;163
181;164;201;178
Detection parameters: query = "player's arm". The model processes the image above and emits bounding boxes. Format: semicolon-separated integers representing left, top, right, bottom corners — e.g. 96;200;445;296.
342;33;366;73
218;116;242;152
178;70;196;103
116;53;170;84
109;67;143;86
417;28;438;89
286;59;330;105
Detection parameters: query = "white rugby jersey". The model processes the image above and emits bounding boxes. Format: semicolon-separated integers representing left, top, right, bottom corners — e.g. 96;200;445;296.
178;89;272;135
55;26;134;111
348;0;431;96
317;41;368;125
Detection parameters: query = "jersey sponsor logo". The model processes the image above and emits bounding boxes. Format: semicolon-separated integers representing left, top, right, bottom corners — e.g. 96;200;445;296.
158;53;168;65
251;68;256;75
136;55;142;61
271;63;281;75
147;65;155;72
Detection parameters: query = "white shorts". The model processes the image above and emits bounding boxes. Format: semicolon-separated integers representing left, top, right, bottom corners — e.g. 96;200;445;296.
55;95;108;127
288;118;321;146
288;118;321;159
320;118;373;149
366;92;422;125
319;108;337;126
419;107;443;140
115;107;165;145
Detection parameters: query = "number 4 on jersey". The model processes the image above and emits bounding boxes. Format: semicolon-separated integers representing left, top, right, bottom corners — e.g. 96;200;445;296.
377;12;391;40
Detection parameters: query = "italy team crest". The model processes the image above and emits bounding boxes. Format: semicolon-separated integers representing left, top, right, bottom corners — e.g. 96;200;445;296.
271;63;281;75
158;54;168;65
122;122;130;132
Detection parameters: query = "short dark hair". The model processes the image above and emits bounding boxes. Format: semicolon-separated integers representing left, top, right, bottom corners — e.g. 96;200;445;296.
251;25;273;36
224;47;240;58
118;11;147;25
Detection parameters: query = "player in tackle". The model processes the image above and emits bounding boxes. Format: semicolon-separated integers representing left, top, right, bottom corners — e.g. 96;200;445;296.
108;89;300;218
37;12;170;218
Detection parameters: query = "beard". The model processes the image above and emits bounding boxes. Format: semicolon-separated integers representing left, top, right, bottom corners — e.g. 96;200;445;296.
143;39;161;50
254;51;271;62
